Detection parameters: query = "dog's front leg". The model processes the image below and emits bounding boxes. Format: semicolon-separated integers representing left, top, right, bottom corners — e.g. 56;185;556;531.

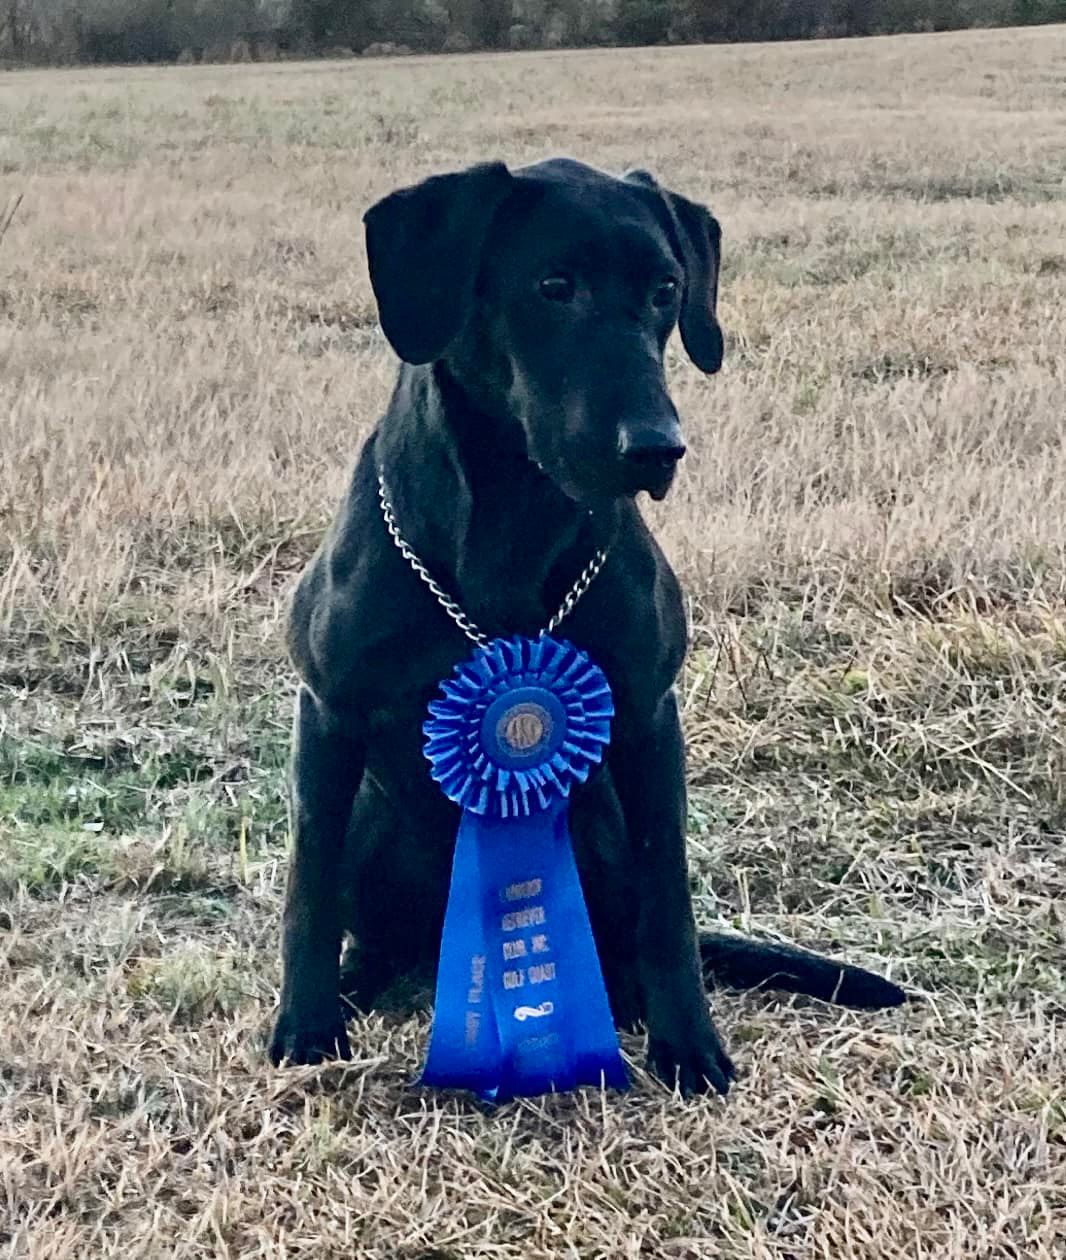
610;687;735;1096
269;683;364;1066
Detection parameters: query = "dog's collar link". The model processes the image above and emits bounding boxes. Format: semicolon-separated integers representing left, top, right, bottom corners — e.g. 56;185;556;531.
377;474;608;646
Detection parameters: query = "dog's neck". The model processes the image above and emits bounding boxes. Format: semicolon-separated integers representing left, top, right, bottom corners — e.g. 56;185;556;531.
377;363;616;639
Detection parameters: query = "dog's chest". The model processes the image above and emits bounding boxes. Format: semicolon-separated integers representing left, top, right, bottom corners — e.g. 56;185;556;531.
452;503;578;639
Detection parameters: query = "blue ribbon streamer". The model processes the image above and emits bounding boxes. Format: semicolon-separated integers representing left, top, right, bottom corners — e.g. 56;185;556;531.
420;635;628;1102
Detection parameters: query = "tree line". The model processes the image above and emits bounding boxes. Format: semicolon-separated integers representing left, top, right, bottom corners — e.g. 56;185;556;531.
3;0;1064;67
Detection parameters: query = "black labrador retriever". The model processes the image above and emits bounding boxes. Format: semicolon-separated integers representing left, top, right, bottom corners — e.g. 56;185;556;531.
269;158;904;1096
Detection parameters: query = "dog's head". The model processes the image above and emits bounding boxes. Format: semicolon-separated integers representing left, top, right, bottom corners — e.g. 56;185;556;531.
363;157;724;503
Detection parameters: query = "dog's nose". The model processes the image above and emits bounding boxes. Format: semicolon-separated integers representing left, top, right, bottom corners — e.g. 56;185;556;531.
618;425;686;467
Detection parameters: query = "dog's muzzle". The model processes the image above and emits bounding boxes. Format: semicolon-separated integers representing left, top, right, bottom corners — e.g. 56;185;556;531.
618;423;686;497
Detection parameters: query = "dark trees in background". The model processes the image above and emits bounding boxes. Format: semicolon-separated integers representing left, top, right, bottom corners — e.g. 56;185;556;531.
3;0;1065;67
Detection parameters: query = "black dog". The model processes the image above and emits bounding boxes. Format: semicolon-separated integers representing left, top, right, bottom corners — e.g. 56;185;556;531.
269;158;904;1096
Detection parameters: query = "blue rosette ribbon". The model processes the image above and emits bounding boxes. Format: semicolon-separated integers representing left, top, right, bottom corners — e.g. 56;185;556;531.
420;634;629;1101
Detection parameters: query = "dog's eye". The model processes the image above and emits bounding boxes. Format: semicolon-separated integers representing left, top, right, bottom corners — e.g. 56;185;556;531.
539;275;575;303
652;279;680;309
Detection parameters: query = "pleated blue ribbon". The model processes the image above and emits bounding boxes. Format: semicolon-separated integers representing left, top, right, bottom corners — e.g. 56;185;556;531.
420;635;629;1102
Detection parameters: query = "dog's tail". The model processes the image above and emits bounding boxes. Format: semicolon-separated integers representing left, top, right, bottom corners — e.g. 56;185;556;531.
699;930;906;1009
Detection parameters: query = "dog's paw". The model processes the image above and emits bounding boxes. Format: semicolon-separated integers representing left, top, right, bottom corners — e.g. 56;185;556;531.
268;1010;352;1067
647;1011;736;1098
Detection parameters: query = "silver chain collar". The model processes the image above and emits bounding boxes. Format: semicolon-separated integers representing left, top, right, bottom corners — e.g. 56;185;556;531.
377;473;609;647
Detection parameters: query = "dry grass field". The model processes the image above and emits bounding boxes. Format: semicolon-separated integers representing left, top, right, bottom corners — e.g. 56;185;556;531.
3;23;1066;1259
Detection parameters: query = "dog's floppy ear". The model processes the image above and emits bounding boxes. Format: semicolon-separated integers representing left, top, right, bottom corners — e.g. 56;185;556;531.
363;161;514;365
625;168;724;375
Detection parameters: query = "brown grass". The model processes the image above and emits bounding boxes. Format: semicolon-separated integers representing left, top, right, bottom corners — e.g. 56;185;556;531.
2;24;1066;1260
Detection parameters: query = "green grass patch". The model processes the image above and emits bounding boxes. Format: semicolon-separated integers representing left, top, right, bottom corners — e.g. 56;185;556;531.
126;945;253;1023
0;824;117;893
